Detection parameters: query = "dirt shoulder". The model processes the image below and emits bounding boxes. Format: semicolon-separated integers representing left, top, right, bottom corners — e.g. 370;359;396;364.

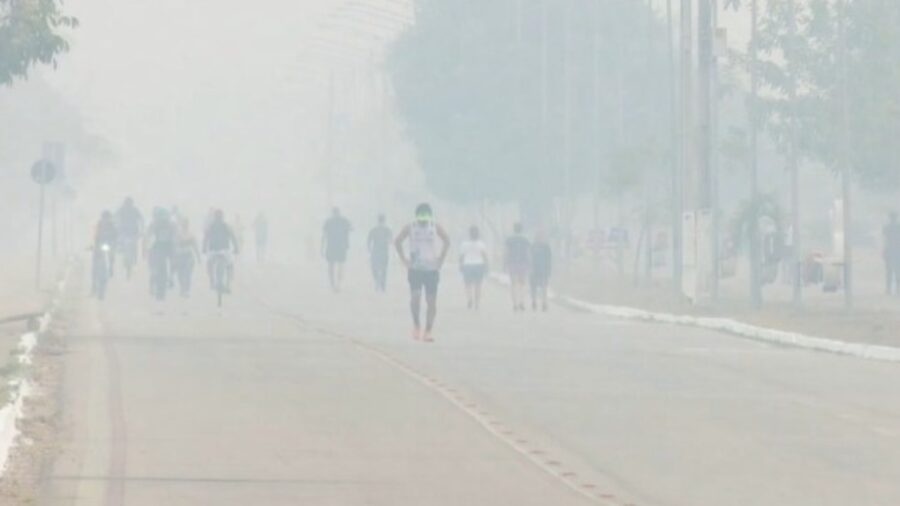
0;259;72;505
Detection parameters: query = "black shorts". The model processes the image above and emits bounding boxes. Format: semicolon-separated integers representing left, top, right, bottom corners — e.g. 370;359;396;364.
408;269;440;296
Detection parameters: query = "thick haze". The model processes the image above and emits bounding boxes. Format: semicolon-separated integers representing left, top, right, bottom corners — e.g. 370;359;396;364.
6;0;419;256
48;0;334;213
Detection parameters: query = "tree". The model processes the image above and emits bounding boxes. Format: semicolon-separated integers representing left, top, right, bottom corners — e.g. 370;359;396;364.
0;0;77;85
386;0;670;215
735;0;900;308
756;0;809;306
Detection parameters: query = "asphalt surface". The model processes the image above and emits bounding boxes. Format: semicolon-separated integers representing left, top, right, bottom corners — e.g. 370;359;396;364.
38;259;900;506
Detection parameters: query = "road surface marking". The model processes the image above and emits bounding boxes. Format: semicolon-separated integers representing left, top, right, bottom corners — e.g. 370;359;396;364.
262;307;634;506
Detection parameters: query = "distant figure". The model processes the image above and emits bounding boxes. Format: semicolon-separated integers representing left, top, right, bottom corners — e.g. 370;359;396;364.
173;217;201;297
322;208;352;292
459;225;489;310
530;231;553;312
92;211;118;298
884;212;900;295
505;223;531;312
233;214;246;256
115;197;144;279
146;208;178;301
254;213;269;263
395;203;450;342
204;210;240;293
367;214;393;292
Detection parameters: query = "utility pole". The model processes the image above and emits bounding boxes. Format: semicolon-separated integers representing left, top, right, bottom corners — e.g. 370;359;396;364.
748;0;763;308
592;3;603;230
698;0;712;210
540;0;550;215
838;0;853;310
645;0;656;282
786;0;802;308
667;0;683;295
562;1;573;246
711;1;723;302
698;0;714;302
325;72;337;207
680;0;694;296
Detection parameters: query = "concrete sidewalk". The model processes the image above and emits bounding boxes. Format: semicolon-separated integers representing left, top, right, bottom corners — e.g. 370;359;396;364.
555;247;900;349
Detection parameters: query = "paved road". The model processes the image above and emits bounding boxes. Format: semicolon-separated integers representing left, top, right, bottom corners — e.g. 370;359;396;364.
39;260;900;506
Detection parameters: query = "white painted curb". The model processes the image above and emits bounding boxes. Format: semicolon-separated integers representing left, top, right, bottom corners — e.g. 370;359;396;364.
491;273;900;363
0;270;69;475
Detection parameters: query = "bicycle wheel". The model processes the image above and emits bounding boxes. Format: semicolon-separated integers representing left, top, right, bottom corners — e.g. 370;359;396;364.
214;257;226;308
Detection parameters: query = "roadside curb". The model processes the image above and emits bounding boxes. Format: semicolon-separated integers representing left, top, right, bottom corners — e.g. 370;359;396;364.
0;262;72;476
491;273;900;363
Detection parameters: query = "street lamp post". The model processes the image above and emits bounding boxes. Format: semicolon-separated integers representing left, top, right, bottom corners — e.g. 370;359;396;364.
749;0;763;308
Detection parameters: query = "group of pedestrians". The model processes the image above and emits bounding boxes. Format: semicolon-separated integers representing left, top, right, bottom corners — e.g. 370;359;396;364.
457;223;551;312
504;223;553;312
91;198;264;304
320;203;554;343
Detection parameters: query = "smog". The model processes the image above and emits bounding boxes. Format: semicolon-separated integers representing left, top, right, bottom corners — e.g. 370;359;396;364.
1;1;899;505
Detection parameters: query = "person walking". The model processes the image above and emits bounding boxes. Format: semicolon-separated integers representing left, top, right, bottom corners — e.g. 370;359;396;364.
883;212;900;295
505;222;531;312
367;214;393;292
394;203;450;342
173;217;202;297
459;225;489;310
322;208;352;292
530;230;553;311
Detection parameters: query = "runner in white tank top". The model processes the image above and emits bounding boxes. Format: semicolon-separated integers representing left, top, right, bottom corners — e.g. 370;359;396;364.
409;220;440;271
394;203;451;342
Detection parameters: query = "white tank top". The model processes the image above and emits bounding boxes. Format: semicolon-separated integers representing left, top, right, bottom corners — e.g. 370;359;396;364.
409;221;439;271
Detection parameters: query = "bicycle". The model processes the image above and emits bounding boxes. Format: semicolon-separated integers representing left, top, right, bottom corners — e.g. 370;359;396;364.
120;236;139;279
91;243;113;300
148;246;171;301
208;252;229;308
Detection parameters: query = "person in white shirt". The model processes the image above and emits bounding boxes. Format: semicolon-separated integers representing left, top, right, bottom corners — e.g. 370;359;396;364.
459;225;489;310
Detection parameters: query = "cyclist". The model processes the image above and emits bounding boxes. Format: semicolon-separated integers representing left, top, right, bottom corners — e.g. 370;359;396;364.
173;217;202;297
505;222;531;312
145;208;177;301
92;211;118;298
203;210;240;293
367;214;392;292
116;197;144;278
394;203;450;342
322;208;352;292
459;225;489;310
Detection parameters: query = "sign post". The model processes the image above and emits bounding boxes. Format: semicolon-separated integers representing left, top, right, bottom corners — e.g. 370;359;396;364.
31;160;57;290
